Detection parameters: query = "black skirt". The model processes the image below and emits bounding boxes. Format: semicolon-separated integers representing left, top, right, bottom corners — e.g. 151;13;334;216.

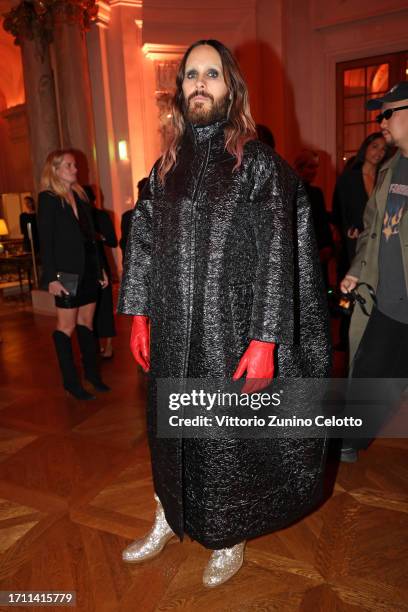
55;242;99;309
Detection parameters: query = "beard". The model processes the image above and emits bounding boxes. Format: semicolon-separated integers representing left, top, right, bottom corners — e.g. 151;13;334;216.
382;130;395;146
185;91;229;126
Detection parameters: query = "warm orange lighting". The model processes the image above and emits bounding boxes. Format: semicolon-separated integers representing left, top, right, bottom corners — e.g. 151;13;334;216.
371;64;389;93
142;43;186;61
110;1;142;7
0;219;9;236
118;140;129;161
95;1;111;26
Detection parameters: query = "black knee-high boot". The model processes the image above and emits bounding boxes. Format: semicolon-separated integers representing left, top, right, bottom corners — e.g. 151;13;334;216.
52;331;95;400
76;325;110;392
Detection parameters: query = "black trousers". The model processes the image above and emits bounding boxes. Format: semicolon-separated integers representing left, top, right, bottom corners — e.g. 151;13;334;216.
344;307;408;450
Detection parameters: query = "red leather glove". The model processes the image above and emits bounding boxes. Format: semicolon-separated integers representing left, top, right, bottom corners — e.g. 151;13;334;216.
232;340;275;394
130;315;150;372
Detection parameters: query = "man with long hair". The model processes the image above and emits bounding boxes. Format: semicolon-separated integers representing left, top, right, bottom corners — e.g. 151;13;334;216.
118;40;330;587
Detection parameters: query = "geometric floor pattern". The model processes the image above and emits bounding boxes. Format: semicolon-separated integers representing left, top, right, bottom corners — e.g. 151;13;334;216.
0;301;407;611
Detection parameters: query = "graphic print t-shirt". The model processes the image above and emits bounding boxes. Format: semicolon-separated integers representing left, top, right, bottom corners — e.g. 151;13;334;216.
376;156;408;323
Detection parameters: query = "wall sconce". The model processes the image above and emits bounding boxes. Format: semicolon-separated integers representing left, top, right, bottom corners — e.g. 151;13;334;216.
118;140;129;161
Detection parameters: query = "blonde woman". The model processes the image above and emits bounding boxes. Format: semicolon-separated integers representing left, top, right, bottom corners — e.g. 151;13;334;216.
38;150;109;399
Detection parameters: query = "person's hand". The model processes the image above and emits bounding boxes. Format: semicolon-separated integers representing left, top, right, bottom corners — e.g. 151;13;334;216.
130;315;150;372
99;269;109;289
48;280;69;296
232;340;275;394
340;275;358;295
347;227;360;240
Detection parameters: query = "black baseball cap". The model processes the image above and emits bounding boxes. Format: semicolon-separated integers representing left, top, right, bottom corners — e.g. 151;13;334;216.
366;81;408;110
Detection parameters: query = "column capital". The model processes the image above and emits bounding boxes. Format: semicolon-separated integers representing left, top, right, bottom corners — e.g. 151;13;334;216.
2;1;53;48
51;0;98;28
110;1;142;7
94;1;111;28
2;1;98;47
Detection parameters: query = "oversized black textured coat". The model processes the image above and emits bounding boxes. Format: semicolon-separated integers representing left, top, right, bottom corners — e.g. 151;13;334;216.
118;121;331;549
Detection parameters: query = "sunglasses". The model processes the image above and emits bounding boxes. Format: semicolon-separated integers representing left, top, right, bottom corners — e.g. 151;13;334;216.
376;104;408;124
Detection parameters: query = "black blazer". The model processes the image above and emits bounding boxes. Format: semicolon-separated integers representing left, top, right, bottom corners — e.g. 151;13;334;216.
38;190;102;288
332;166;368;262
332;166;368;233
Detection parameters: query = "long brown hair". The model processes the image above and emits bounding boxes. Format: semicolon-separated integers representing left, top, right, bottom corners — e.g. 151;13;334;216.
158;40;256;183
40;150;88;202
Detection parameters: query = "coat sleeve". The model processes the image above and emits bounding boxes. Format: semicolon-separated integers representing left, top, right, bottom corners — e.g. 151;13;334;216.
119;210;132;253
248;154;330;373
347;188;376;278
248;156;296;345
117;167;156;316
38;191;58;285
296;182;331;375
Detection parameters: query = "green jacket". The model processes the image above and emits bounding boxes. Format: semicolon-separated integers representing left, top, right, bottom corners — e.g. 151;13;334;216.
348;151;407;366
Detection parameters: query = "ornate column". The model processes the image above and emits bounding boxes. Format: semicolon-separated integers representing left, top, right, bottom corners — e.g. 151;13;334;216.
51;1;98;184
3;2;60;194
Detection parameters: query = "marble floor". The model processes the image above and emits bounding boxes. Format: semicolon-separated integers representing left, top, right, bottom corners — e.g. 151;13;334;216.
0;296;407;611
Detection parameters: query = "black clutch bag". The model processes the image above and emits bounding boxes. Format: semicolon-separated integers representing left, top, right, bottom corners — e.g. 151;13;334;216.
56;271;79;297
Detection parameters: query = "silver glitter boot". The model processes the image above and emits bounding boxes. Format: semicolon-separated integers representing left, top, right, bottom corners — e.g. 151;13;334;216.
202;541;246;587
122;494;176;563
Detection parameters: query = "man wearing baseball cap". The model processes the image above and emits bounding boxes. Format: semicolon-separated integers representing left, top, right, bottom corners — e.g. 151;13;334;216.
340;82;408;462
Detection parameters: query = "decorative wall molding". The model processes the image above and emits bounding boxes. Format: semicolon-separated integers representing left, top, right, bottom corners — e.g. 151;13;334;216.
142;42;186;61
143;0;254;8
110;0;142;8
84;0;144;29
311;0;408;30
95;1;111;27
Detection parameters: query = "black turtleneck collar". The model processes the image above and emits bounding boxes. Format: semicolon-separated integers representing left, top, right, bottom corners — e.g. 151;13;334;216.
187;119;227;145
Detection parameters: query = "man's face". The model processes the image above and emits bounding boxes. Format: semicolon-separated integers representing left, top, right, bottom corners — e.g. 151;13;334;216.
182;45;229;125
380;99;408;149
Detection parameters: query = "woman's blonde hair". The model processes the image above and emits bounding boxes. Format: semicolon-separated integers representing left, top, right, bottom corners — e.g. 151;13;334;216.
158;39;257;183
40;149;87;201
